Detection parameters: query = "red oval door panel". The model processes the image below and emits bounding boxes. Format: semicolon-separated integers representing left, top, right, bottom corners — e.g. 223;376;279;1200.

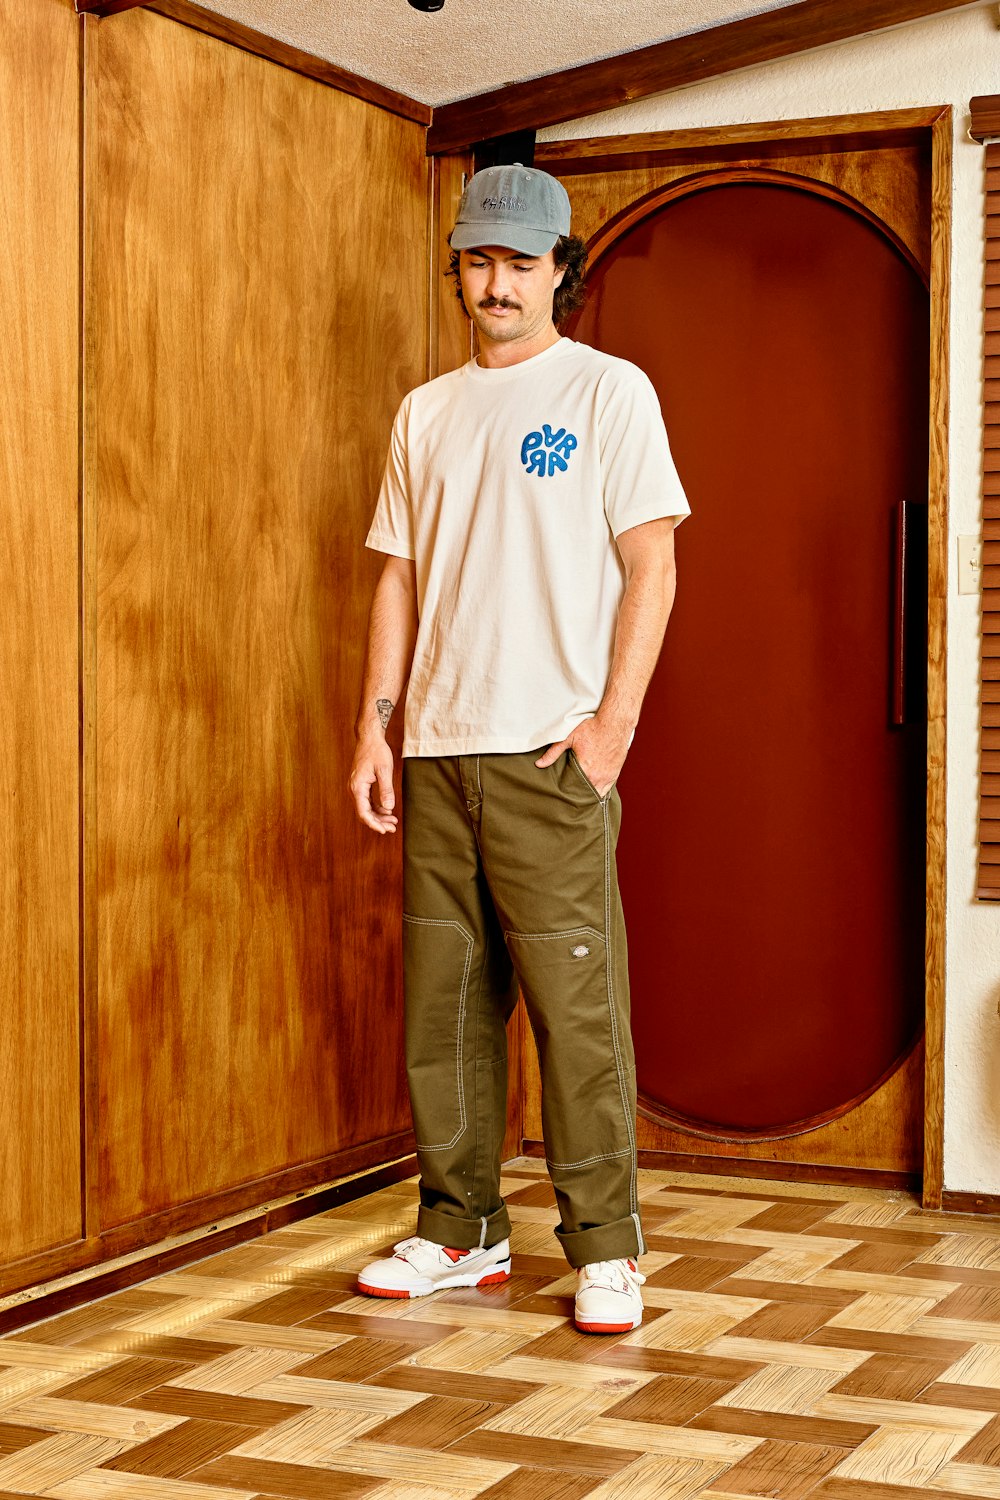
572;180;928;1136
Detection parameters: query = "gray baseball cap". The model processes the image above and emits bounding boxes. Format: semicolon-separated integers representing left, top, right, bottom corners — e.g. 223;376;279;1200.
451;162;571;256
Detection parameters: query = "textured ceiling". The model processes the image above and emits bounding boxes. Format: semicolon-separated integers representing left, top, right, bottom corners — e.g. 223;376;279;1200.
195;0;804;106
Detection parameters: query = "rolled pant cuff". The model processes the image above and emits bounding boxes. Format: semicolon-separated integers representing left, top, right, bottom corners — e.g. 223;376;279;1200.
416;1201;512;1251
555;1213;644;1269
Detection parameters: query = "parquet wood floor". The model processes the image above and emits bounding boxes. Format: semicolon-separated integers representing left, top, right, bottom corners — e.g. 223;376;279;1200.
3;1162;1000;1498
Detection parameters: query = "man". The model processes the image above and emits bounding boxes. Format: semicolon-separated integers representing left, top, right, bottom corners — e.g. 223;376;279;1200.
349;162;690;1333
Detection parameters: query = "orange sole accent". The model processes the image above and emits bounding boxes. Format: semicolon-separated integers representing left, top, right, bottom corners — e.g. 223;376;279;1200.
357;1282;411;1298
575;1320;636;1333
476;1270;510;1286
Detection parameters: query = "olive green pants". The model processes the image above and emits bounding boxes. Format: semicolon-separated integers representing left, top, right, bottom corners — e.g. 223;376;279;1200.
401;744;645;1269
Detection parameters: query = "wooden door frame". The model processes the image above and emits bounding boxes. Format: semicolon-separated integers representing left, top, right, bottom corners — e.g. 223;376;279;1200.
532;105;951;1208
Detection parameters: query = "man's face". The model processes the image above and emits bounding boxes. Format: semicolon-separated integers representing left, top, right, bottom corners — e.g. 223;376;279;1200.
458;245;566;346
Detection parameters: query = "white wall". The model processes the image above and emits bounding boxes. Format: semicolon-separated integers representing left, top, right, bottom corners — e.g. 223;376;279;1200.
540;1;999;1194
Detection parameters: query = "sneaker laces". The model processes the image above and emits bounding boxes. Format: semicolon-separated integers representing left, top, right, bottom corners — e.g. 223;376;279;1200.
579;1257;646;1294
391;1235;470;1267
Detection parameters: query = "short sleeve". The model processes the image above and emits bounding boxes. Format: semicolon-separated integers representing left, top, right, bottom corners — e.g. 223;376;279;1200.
599;368;691;540
365;397;415;560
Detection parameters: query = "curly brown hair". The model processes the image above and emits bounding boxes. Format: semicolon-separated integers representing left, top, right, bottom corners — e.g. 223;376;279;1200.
446;234;589;329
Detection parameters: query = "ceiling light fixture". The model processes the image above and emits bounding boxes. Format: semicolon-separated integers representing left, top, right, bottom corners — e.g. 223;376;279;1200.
408;0;444;11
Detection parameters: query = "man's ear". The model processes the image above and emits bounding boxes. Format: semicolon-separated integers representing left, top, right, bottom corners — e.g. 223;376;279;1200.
554;263;567;288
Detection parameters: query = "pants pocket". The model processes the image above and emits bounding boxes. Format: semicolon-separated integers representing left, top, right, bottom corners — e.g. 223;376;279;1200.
567;747;614;804
403;914;474;1151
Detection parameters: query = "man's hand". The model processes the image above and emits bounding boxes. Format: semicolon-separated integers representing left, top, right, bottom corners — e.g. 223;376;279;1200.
349;736;399;834
534;714;631;799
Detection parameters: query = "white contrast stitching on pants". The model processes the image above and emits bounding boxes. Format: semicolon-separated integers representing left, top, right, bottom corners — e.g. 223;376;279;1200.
403;914;474;1151
503;925;604;943
547;1147;632;1169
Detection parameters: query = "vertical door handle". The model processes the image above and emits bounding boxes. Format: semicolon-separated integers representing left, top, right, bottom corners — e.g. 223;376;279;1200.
892;501;927;729
891;502;909;727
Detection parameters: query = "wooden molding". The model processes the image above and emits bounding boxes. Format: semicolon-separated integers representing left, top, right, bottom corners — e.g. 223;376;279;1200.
576;163;928;294
0;1156;417;1335
77;0;431;124
80;9;100;1248
536;106;949;175
971;94;1000;142
428;0;979;154
922;107;951;1208
429;151;473;382
941;1189;1000;1217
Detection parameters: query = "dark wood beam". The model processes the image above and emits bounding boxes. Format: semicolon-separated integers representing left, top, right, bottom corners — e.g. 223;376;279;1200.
75;0;146;13
473;129;537;174
971;94;1000;142
74;0;431;125
428;0;981;155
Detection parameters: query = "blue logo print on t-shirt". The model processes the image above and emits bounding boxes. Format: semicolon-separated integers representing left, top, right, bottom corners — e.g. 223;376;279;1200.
521;425;578;477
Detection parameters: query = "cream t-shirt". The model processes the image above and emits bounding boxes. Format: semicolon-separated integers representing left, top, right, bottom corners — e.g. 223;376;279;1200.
365;336;690;757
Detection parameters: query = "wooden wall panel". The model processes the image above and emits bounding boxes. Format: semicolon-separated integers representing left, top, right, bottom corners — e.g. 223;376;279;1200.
430;153;473;380
93;7;427;1228
0;0;83;1262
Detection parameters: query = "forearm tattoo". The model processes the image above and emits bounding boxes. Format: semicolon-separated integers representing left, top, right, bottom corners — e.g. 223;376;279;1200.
376;698;394;731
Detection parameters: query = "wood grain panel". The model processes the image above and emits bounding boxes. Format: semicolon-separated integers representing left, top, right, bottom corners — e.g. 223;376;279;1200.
922;107;951;1206
430;153;473;382
93;6;427;1228
79;0;431;123
539;109;944;176
0;0;82;1261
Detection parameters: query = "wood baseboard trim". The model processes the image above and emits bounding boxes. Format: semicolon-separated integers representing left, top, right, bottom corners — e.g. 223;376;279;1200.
0;1154;417;1337
941;1190;1000;1217
5;1129;415;1290
521;1140;920;1191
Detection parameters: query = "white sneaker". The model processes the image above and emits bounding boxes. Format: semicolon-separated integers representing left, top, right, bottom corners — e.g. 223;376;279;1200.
357;1234;512;1300
574;1257;646;1333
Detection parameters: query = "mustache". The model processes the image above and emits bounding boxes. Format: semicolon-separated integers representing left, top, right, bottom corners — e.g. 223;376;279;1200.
479;297;521;310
